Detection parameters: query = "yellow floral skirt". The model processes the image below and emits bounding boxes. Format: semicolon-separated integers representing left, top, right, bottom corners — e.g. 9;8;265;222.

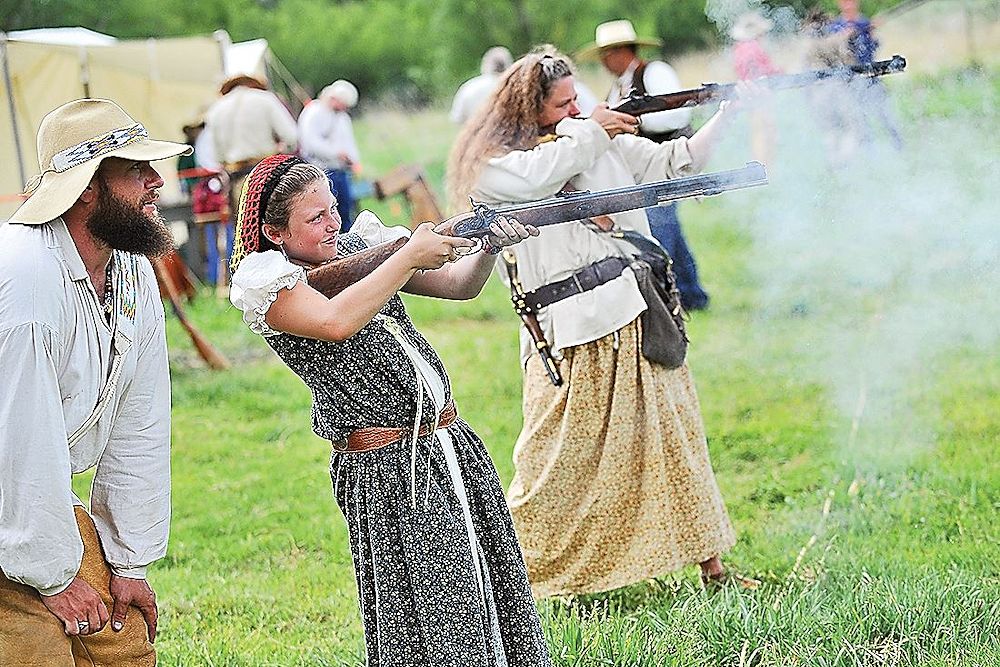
508;318;736;598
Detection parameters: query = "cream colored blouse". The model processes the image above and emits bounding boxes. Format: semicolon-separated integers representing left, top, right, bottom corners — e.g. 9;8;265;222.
472;117;695;365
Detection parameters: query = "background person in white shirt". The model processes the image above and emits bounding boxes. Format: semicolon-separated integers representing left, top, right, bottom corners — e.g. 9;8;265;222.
580;19;711;310
297;80;361;231
206;74;299;174
453;45;602;121
205;74;299;275
449;46;514;125
0;98;182;665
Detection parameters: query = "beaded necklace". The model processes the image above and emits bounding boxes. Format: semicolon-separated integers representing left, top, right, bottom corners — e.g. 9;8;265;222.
102;255;114;321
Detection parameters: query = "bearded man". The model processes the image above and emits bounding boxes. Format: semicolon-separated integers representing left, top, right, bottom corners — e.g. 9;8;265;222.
0;98;189;666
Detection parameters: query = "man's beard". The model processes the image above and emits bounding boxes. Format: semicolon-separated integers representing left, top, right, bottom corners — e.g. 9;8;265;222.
86;186;174;258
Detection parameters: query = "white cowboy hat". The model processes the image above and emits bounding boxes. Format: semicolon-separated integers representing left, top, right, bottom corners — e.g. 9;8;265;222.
9;98;191;225
730;12;774;41
577;19;662;59
320;79;359;108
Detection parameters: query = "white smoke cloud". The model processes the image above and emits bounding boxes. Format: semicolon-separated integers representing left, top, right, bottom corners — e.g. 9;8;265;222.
705;68;999;470
705;0;801;42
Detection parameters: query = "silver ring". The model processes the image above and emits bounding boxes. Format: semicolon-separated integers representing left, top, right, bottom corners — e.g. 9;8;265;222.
77;620;90;632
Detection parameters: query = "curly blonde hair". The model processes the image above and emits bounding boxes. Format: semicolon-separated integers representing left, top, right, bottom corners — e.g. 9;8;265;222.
446;46;574;212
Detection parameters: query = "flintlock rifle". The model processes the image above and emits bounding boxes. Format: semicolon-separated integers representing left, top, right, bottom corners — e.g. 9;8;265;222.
612;55;907;116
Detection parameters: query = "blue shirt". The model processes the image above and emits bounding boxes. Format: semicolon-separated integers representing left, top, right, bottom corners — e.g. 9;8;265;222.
827;16;879;66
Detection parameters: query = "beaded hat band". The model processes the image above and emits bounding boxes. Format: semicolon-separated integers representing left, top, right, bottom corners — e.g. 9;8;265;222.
9;99;190;225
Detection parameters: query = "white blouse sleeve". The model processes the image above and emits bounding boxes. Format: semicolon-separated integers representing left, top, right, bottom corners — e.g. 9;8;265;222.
229;250;306;337
350;210;411;246
475;118;611;202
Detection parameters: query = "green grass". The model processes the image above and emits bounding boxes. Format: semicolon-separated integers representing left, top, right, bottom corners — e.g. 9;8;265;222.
78;67;999;665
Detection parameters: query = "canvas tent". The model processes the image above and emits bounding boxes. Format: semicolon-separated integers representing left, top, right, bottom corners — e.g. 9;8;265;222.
0;28;305;220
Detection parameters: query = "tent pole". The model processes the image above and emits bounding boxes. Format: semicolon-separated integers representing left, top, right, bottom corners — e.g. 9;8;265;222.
265;51;310;111
213;29;231;77
0;33;27;188
78;45;91;98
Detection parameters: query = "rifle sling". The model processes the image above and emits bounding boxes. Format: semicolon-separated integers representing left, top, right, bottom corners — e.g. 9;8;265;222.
502;252;564;386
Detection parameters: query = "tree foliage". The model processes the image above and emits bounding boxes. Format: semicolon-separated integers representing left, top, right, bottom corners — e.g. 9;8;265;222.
1;0;906;102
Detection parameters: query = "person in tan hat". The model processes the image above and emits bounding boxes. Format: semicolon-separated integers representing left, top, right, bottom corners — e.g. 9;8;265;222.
205;73;298;265
729;11;782;165
297;79;362;231
580;19;710;310
0;98;189;665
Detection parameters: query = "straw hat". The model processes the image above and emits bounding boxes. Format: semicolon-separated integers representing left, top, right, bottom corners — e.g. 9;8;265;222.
320;79;359;108
577;19;662;59
219;74;267;95
9;99;191;225
730;12;774;41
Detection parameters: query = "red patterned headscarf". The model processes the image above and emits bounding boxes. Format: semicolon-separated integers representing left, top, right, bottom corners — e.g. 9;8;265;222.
230;154;307;272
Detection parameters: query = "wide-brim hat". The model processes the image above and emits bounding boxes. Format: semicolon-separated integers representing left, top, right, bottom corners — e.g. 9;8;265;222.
577;19;662;60
9;98;191;225
219;74;267;95
730;12;774;41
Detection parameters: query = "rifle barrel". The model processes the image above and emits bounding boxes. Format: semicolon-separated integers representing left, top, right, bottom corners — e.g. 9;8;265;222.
480;161;768;229
310;162;769;298
612;56;907;116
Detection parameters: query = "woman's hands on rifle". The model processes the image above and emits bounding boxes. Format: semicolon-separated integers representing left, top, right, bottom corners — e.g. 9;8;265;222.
589;103;642;138
404;222;477;270
404;215;538;300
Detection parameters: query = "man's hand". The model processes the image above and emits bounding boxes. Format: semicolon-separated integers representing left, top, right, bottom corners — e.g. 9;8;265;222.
589;104;640;138
109;575;158;643
40;577;109;637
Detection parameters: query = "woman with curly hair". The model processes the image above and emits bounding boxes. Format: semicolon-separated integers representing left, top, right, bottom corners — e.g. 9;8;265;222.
447;47;758;597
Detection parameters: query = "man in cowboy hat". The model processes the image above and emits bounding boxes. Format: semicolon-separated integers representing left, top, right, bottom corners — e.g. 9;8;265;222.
297;79;362;230
0;98;188;665
579;19;711;310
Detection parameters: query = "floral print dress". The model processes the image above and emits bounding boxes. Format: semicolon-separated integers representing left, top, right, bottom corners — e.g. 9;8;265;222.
230;213;550;667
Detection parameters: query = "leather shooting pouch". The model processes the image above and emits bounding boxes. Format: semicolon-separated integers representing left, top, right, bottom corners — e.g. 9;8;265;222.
616;230;689;369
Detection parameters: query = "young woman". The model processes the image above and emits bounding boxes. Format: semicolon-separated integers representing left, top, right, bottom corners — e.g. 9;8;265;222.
228;154;551;666
447;47;759;597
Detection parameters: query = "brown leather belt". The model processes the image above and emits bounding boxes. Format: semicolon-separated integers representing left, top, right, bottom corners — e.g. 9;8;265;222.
522;256;629;311
338;401;458;453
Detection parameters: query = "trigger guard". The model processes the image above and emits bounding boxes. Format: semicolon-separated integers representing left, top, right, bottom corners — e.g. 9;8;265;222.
467;237;485;254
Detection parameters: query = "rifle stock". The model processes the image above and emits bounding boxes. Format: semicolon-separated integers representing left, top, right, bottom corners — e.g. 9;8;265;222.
613;55;907;116
307;161;769;298
152;259;230;370
304;213;480;297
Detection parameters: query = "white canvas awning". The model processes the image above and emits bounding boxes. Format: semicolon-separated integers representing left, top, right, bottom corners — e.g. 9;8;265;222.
0;29;304;220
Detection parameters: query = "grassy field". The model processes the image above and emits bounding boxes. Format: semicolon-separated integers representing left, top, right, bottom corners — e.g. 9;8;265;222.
76;66;999;665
